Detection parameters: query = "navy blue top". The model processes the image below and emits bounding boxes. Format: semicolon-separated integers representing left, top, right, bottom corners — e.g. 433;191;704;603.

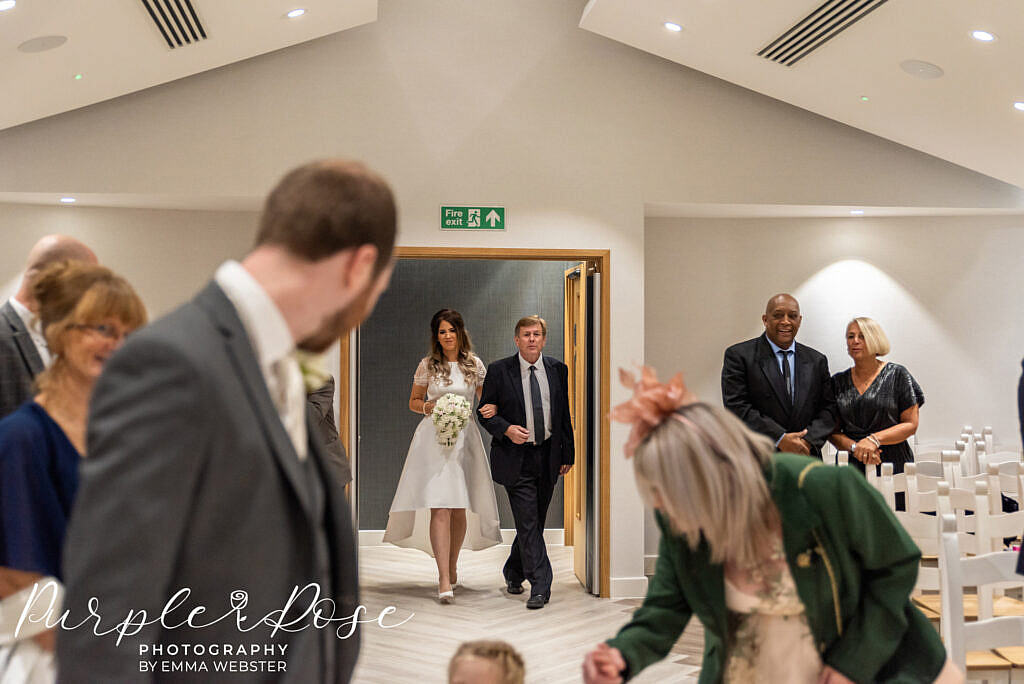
0;401;81;579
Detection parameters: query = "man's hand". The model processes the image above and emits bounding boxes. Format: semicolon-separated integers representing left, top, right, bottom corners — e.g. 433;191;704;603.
778;429;810;455
505;425;530;444
560;464;573;476
478;403;497;419
582;643;625;684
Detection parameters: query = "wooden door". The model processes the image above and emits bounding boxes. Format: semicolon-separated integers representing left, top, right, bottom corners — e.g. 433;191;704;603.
563;263;588;586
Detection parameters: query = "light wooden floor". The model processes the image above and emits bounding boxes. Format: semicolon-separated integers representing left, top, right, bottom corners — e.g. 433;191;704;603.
352;544;704;683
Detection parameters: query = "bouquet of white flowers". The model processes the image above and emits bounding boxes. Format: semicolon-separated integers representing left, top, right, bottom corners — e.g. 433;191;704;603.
431;393;472;448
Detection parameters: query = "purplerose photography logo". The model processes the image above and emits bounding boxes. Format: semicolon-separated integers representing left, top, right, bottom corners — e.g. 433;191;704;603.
15;580;413;675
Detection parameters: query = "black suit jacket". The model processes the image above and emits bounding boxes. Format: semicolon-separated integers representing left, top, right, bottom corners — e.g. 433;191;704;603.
477;353;574;486
0;300;44;420
59;282;359;683
721;334;836;455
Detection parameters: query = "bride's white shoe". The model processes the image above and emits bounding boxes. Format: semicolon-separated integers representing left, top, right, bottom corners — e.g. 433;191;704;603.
439;590;454;604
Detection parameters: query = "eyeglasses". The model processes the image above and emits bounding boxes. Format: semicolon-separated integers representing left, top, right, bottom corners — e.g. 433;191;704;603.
71;323;129;341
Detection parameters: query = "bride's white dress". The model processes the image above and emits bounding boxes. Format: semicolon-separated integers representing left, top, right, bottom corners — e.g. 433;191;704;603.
383;357;501;555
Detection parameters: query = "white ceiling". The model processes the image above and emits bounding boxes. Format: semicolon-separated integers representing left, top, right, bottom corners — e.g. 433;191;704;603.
0;0;377;132
580;0;1024;191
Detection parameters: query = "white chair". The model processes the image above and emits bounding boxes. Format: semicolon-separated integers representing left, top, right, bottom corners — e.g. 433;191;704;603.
866;462;897;511
938;513;1024;681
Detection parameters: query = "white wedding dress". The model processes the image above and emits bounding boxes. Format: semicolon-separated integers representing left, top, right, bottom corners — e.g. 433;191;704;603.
383;357;502;555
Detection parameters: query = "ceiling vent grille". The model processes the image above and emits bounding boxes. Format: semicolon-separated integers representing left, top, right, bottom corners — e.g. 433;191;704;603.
140;0;207;50
758;0;889;67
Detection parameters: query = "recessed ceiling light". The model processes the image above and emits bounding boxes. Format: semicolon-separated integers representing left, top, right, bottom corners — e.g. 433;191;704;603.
860;96;870;102
971;30;996;42
0;1;16;12
17;35;68;53
1014;102;1024;112
59;197;76;204
850;210;864;215
286;8;306;19
664;22;682;32
900;59;944;80
73;73;83;80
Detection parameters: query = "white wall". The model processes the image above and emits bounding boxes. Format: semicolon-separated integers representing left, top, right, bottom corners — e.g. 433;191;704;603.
646;213;1024;446
3;0;1023;596
0;203;257;316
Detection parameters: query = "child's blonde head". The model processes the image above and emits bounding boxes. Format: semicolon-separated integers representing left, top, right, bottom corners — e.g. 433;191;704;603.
448;640;525;684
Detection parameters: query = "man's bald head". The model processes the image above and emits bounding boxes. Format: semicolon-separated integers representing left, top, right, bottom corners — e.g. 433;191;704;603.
765;293;799;316
16;235;98;309
762;293;802;348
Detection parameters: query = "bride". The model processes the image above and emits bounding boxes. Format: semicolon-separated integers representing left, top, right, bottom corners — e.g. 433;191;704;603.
383;309;501;602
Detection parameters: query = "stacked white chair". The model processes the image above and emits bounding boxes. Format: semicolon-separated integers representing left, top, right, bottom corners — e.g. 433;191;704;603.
938;513;1024;681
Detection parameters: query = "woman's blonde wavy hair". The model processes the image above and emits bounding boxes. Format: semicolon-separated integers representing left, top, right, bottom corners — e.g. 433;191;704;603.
632;403;777;569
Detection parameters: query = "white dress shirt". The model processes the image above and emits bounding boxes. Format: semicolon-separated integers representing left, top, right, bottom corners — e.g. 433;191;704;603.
215;261;307;460
518;352;551;443
8;296;52;368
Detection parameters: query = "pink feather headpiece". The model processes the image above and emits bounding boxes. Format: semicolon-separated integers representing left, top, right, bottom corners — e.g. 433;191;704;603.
611;366;699;458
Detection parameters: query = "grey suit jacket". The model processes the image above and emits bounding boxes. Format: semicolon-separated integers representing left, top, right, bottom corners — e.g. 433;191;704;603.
308;375;352;486
0;300;44;420
58;282;360;683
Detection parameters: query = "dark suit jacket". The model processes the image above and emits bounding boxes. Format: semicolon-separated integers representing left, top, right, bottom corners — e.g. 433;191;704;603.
308;375;352;486
0;300;44;420
58;282;359;683
721;334;836;455
477;353;574;486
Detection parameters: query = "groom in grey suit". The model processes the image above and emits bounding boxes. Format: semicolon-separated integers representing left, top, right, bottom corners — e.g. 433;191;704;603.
58;161;396;683
0;235;96;419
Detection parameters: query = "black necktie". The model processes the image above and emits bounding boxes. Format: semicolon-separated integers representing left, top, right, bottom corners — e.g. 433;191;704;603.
780;350;793;400
529;365;545;446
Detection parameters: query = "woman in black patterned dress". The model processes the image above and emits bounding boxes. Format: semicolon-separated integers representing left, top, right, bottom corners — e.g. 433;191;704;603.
828;317;924;506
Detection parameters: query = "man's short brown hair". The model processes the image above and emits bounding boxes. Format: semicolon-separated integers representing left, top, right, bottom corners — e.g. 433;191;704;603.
514;315;547;337
255;159;397;272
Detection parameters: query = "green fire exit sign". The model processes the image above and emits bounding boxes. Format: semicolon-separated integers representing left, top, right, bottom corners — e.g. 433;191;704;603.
440;206;505;231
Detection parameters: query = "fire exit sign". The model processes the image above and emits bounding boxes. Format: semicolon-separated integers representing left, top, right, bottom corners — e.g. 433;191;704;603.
440;206;505;231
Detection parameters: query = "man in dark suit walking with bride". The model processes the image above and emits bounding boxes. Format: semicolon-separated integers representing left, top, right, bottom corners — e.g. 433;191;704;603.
478;315;574;609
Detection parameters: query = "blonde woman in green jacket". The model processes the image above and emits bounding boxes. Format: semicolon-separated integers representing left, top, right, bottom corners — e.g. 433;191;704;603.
583;369;959;684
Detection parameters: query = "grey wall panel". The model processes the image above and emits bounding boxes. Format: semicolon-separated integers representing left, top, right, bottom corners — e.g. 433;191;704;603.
358;258;576;531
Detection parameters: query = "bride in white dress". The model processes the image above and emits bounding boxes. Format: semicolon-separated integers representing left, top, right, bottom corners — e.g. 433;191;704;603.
383;309;502;602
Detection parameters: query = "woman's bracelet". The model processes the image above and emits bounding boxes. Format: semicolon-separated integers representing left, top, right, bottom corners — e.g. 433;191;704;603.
867;434;881;448
422;400;430;416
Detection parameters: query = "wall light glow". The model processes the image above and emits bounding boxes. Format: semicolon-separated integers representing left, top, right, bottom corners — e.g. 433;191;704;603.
0;1;16;12
59;197;76;203
286;8;306;19
664;22;682;32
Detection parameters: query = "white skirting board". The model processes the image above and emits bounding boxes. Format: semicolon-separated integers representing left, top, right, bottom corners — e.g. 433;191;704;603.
644;554;658;577
610;576;649;599
359;529;565;547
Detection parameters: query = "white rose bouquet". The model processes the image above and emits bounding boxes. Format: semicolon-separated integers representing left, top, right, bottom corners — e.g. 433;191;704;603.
431;393;472;448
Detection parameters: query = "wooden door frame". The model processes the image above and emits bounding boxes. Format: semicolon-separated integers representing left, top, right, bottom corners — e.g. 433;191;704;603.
338;246;611;598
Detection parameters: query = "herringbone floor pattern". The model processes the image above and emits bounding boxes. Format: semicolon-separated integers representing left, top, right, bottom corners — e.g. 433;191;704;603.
352;544;704;683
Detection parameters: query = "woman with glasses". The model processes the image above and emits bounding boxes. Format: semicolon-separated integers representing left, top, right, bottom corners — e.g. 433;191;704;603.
0;260;145;584
0;261;144;681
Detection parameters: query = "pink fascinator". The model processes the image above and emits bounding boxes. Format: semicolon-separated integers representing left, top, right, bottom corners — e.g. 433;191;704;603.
611;366;698;458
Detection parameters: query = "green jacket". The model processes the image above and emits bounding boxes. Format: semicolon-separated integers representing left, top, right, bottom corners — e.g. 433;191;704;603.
607;453;946;683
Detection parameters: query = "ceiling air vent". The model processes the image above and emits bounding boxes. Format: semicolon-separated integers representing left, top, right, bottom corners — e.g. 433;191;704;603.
758;0;889;67
140;0;207;50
